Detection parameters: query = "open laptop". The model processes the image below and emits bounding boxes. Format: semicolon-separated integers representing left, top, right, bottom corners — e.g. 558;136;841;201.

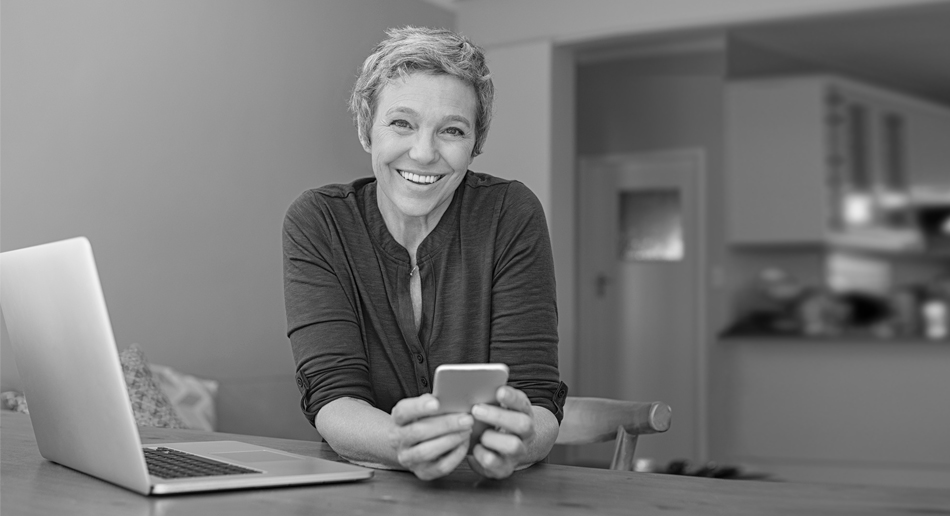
0;237;373;495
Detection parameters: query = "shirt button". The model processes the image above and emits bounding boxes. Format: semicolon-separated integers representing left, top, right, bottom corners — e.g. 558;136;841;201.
421;377;428;388
294;373;308;394
416;353;424;364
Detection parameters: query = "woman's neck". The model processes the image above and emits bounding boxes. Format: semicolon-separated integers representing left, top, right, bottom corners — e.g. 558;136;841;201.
377;196;450;260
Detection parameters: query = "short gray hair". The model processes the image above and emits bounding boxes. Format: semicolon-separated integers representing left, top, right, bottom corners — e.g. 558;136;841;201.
348;26;494;157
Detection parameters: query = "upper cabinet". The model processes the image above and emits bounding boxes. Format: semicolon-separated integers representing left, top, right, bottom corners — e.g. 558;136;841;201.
726;75;950;248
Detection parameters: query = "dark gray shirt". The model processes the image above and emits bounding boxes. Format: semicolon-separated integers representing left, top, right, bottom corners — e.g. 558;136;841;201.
283;171;567;427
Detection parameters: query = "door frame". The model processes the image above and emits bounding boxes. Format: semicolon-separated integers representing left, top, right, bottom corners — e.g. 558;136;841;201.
575;147;709;462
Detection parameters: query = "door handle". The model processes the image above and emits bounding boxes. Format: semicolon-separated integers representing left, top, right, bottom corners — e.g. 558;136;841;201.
595;274;610;298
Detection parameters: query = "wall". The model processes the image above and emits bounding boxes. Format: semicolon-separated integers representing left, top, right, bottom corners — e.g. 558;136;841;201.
0;0;454;440
457;0;949;47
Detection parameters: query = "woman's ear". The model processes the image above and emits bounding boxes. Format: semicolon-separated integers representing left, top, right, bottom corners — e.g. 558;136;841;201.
359;130;371;153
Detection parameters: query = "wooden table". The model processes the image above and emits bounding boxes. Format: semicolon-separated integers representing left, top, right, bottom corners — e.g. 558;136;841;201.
2;411;948;515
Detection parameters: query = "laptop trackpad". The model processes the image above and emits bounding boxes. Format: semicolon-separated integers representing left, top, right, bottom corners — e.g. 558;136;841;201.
213;451;302;463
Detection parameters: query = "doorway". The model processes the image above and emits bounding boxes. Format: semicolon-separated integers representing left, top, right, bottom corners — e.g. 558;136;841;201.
574;148;707;468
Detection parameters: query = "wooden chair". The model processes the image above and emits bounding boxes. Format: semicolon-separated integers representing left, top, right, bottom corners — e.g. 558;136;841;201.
555;397;672;471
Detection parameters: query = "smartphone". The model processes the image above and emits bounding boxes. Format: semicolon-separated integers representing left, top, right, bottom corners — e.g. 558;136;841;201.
431;363;509;453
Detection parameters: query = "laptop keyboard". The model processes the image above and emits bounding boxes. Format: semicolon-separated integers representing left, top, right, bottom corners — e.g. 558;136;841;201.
144;447;261;479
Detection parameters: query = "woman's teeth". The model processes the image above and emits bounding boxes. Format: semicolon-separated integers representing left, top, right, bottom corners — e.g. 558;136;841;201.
399;171;443;185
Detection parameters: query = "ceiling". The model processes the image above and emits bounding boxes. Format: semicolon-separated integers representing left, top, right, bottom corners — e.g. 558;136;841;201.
730;2;950;105
419;0;461;11
430;1;950;106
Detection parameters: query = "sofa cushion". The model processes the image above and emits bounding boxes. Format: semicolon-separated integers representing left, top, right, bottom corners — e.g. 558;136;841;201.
149;363;218;431
118;344;187;429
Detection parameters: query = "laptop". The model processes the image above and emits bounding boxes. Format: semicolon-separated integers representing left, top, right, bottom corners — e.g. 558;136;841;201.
0;237;373;495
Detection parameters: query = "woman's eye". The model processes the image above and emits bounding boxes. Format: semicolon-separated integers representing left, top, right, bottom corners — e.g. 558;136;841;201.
444;127;465;137
390;119;412;129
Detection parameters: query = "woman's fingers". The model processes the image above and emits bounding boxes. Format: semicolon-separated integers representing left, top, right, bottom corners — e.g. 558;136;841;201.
397;429;471;465
468;444;515;479
471;387;534;439
478;428;527;458
497;386;532;414
472;404;533;438
388;395;474;480
404;432;472;481
391;393;440;426
466;386;534;480
389;413;473;448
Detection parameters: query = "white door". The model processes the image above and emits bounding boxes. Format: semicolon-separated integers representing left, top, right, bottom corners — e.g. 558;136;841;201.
575;149;707;468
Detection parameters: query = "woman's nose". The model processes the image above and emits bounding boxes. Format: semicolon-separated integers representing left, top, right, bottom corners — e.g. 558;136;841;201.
408;133;439;164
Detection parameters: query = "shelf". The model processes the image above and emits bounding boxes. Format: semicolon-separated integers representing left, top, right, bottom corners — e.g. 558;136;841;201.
828;244;950;259
720;331;949;345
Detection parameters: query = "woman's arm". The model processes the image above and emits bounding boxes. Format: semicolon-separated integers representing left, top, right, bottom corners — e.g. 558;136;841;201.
283;193;376;424
488;182;565;422
317;395;476;480
315;398;401;470
462;181;563;480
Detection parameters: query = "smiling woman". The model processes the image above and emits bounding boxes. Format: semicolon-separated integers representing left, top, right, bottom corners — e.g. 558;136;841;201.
281;27;566;482
367;73;475;229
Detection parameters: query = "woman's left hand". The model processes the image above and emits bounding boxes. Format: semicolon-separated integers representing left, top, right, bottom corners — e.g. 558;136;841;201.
466;385;535;479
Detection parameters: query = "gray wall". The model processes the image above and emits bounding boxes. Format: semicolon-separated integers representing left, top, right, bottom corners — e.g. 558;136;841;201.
1;0;454;439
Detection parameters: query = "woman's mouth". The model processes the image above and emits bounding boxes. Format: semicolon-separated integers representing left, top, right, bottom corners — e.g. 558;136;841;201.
399;170;445;185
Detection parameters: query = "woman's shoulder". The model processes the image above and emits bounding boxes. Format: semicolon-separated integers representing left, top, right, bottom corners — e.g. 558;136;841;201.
288;177;373;212
463;171;543;215
284;177;375;235
464;170;508;189
296;177;373;203
463;171;539;203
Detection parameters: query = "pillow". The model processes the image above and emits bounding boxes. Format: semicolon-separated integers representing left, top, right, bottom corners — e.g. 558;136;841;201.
1;390;29;414
149;363;219;431
1;344;215;431
118;344;187;429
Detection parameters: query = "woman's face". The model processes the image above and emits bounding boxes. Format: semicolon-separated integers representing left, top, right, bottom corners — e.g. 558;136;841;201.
365;72;477;222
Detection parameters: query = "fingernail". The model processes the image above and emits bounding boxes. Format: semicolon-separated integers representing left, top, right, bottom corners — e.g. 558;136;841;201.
498;386;509;401
471;405;485;417
425;398;438;411
459;415;473;427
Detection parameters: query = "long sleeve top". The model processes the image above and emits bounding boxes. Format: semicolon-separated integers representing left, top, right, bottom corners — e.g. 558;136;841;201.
282;171;567;427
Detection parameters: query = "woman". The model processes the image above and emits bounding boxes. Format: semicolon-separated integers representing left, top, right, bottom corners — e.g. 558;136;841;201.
283;26;566;481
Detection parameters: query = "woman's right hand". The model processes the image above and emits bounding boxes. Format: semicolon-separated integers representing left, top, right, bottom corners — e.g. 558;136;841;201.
389;393;473;480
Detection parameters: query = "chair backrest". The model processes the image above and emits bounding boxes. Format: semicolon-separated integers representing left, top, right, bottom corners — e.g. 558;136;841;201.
555;397;672;471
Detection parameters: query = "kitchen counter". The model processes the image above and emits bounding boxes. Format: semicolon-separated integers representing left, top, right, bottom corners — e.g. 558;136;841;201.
710;334;950;488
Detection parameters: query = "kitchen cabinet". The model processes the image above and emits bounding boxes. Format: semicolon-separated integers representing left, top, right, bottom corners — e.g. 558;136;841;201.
726;75;950;247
